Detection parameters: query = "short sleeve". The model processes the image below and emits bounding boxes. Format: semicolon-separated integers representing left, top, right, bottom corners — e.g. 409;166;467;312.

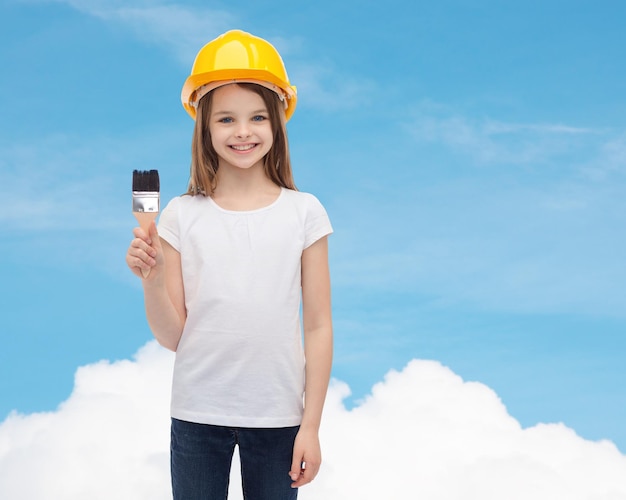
157;197;182;252
304;194;333;249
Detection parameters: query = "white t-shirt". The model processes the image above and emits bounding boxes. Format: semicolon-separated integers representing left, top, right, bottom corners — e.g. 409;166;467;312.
158;187;333;427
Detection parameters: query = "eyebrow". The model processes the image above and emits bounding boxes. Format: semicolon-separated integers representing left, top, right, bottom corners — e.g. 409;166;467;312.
212;109;269;116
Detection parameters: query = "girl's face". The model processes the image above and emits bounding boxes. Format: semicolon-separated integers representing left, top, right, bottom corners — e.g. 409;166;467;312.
209;84;274;172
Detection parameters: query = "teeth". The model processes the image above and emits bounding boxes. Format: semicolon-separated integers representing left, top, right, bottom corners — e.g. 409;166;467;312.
231;144;255;151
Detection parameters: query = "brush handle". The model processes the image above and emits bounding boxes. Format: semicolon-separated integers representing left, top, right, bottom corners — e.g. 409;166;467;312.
133;212;159;278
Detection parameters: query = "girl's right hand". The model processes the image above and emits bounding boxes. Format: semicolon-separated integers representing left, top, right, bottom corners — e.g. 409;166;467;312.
126;221;163;279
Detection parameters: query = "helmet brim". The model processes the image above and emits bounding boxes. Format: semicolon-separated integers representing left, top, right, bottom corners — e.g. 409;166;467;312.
181;69;297;121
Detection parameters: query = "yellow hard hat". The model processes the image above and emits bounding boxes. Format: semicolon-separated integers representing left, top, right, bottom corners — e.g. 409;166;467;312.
181;30;297;121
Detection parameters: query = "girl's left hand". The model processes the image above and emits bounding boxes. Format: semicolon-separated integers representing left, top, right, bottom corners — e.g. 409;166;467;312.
289;428;322;488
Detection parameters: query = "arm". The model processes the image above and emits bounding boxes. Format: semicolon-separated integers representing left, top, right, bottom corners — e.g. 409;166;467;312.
290;235;333;488
126;221;186;351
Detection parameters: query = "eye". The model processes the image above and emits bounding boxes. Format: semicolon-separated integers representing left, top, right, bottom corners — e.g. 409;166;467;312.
218;117;234;124
252;115;267;122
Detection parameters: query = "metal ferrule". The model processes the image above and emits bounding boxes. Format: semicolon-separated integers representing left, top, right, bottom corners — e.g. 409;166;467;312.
132;192;160;213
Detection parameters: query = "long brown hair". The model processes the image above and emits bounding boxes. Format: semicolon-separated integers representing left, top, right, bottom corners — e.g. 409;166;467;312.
187;83;296;196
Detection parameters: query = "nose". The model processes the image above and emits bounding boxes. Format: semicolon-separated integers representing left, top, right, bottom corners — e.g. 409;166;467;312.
235;122;251;139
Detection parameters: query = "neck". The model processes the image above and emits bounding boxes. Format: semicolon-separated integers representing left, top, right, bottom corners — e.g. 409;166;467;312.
212;163;281;211
215;162;274;191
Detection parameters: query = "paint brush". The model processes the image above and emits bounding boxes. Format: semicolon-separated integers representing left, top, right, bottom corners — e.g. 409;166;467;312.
132;169;160;278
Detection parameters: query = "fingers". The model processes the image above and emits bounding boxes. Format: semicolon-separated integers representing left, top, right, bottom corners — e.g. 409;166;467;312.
289;430;322;488
126;243;155;277
148;221;163;251
289;455;301;484
289;453;320;489
126;222;159;278
289;461;320;488
132;225;151;245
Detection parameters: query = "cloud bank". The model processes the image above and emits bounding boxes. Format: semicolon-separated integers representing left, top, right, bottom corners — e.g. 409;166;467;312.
1;341;625;500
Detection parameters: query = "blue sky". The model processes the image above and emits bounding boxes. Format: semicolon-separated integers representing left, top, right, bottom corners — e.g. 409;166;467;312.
1;0;625;464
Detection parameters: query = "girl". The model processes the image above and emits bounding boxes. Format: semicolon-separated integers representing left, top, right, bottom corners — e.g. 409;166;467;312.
126;30;333;500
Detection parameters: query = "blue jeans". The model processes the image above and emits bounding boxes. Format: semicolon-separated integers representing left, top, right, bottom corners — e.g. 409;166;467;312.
170;418;299;500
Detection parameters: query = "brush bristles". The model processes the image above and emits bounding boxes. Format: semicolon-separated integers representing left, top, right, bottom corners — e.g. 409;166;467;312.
132;169;160;192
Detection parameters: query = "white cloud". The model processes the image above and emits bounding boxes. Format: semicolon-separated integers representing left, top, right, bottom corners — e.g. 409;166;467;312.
0;128;186;232
35;0;236;63
1;342;625;499
290;62;377;112
585;131;626;180
314;362;626;499
407;110;605;166
0;129;190;281
28;0;377;112
102;5;235;64
0;342;173;500
0;134;122;231
323;107;626;317
330;174;626;317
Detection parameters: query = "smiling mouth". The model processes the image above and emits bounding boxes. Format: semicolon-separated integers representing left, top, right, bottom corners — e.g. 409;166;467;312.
230;144;257;151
